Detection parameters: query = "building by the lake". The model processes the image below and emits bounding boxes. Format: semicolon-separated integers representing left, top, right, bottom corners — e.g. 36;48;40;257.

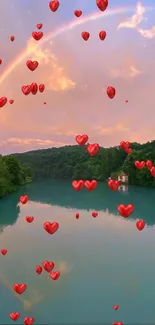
118;172;128;184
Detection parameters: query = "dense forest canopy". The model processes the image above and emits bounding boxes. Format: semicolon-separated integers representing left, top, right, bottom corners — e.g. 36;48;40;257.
1;140;155;198
9;140;155;188
0;155;33;198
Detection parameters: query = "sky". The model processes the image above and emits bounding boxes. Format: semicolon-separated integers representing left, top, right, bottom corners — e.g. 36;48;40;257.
0;0;155;154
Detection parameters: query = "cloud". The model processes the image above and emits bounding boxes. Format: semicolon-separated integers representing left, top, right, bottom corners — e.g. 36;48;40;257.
25;39;76;92
117;2;146;30
95;124;130;136
137;26;155;38
109;64;142;79
0;138;69;150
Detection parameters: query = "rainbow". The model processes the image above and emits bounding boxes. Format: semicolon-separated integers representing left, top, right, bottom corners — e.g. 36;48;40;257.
0;5;152;85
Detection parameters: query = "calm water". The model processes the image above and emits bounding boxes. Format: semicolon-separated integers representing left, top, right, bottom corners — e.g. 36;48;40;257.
0;180;155;324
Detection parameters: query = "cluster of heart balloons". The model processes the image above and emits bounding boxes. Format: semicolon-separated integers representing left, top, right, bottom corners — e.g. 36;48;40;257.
1;194;60;324
74;134;148;233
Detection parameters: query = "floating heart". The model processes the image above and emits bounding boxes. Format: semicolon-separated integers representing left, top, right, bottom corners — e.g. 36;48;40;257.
26;60;38;71
44;102;46;104
13;283;27;295
9;99;14;104
30;83;38;95
108;180;120;191
72;180;84;191
1;249;7;255
113;305;119;310
145;160;152;170
113;323;123;325
81;32;90;41
75;213;79;219
20;195;28;204
10;313;20;321
96;0;108;11
85;180;97;191
42;260;55;272
99;30;106;40
37;23;43;29
32;31;43;41
21;85;31;95
50;271;60;280
36;265;42;275
136;220;145;231
75;134;88;146
92;212;98;218
118;204;134;218
10;35;15;42
107;86;116;99
39;84;45;92
134;161;145;169
150;166;155;177
24;317;34;325
44;221;59;235
0;59;2;64
120;141;130;150
49;0;59;12
0;97;7;107
25;216;34;223
74;10;82;17
125;148;132;154
87;143;99;156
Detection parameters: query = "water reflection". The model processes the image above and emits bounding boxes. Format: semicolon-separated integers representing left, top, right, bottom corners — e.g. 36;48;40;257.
0;180;155;324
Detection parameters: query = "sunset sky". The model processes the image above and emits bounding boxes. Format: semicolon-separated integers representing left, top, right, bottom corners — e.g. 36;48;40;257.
0;0;155;154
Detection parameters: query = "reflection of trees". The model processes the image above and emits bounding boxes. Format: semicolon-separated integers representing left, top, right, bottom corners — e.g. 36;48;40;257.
25;180;155;227
0;190;20;228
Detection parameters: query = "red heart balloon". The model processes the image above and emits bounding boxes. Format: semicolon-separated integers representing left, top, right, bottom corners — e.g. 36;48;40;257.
72;180;84;191
99;30;106;40
30;83;38;95
20;195;28;204
49;0;59;12
42;260;55;272
37;23;43;29
150;166;155;177
136;220;145;231
145;160;152;170
81;32;90;41
85;180;97;191
36;265;42;275
96;0;108;11
13;283;27;295
118;204;134;218
1;249;7;255
87;143;99;156
134;161;145;170
25;216;34;223
120;141;130;150
108;180;120;191
24;317;34;325
74;10;82;17
32;31;43;41
75;134;88;145
0;97;7;107
44;222;59;235
10;35;15;42
26;60;38;71
50;271;60;280
39;84;45;93
92;212;98;218
107;86;116;99
21;85;31;95
10;313;20;321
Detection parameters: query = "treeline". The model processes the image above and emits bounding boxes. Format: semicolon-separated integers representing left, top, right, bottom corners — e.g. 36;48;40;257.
0;155;33;198
12;140;155;187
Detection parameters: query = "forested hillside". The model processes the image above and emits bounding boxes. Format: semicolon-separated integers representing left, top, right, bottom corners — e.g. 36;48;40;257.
11;140;155;187
0;155;33;198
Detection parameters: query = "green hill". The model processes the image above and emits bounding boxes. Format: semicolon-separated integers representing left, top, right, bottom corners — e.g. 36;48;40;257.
1;140;155;199
9;140;155;187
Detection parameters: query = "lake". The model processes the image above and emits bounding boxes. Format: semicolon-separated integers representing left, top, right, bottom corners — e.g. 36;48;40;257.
0;180;155;324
